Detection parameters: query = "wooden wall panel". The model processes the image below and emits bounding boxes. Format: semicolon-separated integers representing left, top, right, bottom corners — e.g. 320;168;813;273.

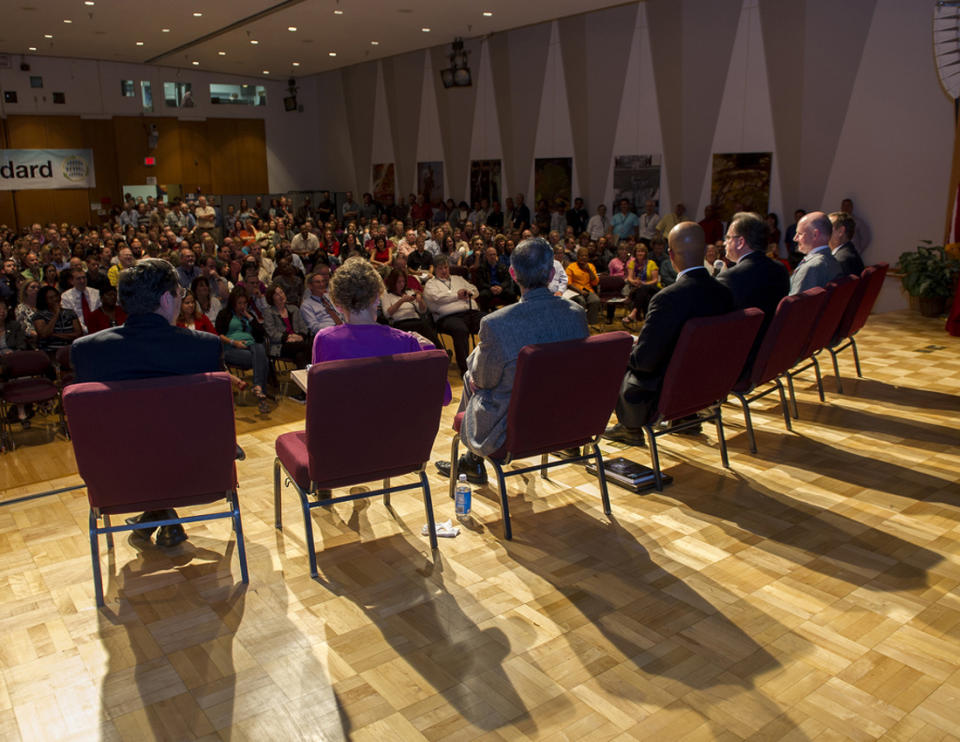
0;118;15;229
178;121;212;195
208;118;267;195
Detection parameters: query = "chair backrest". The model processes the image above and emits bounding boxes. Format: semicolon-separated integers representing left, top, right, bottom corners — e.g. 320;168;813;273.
305;349;449;487
3;350;52;379
497;332;633;460
63;372;237;513
843;262;888;339
740;288;828;390
797;274;859;358
657;309;765;421
449;265;469;277
597;274;626;299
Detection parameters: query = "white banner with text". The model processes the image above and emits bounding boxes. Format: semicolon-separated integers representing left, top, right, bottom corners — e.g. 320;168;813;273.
0;149;96;190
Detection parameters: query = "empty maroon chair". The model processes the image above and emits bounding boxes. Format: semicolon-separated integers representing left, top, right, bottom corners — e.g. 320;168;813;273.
642;309;764;490
826;263;889;392
597;274;627;321
730;288;828;453
0;350;64;451
274;350;449;577
447;332;633;540
63;372;247;607
784;274;859;415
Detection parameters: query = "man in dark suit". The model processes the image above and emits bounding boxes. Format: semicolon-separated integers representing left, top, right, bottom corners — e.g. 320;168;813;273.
475;246;518;312
718;212;790;377
604;222;734;446
829;211;865;277
72;258;224;547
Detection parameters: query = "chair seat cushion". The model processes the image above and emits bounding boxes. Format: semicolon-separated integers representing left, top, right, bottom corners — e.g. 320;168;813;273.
2;378;58;404
277;430;310;490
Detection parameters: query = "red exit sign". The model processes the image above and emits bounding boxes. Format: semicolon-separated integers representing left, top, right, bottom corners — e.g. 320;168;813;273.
144;156;156;166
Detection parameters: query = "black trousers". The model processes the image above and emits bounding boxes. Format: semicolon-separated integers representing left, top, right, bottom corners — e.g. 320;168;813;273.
436;310;482;375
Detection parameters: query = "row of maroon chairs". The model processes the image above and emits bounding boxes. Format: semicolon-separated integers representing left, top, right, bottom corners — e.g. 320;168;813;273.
0;350;69;452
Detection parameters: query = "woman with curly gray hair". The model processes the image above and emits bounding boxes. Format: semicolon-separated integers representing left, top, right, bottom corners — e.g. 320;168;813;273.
310;257;452;405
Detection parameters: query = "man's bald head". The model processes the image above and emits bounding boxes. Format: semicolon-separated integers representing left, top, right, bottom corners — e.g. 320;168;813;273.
667;221;706;271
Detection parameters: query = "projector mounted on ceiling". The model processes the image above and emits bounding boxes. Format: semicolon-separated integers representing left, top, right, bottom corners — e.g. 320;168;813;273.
441;37;472;89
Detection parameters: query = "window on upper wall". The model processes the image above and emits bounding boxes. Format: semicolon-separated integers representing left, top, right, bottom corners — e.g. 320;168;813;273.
141;81;153;112
163;82;194;108
121;80;135;97
209;83;267;106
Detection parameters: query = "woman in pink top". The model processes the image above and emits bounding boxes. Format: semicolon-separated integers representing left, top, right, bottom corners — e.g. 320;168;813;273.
312;257;451;405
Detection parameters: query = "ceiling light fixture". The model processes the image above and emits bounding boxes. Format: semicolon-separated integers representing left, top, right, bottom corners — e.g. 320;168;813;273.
292;61;300;66
441;37;472;88
328;51;337;56
63;19;73;24
44;34;53;38
193;12;203;17
162;28;170;32
262;70;270;74
370;40;380;45
250;39;259;44
218;50;226;55
334;9;343;14
136;41;144;46
192;60;199;65
288;26;297;31
483;11;493;17
422;27;431;32
28;46;37;51
84;1;95;5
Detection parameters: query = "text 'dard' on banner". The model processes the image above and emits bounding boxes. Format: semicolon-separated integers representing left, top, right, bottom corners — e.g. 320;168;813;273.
0;149;96;190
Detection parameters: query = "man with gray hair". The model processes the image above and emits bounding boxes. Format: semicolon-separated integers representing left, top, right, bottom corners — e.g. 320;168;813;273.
435;238;589;484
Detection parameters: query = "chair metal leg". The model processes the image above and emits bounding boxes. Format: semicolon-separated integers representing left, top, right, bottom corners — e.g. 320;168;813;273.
448;434;460;501
297;484;319;579
829;346;844;394
89;509;104;608
230;491;249;584
540;453;550;481
812;355;825;402
775;378;793;432
851;337;863;377
592;444;612;515
733;391;757;454
383;478;391;508
786;372;799;419
644;425;663;491
104;514;114;551
714;405;730;469
273;458;283;530
492;461;512;540
420;471;438;550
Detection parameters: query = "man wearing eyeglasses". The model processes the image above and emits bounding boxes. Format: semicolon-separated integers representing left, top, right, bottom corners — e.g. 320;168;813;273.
72;258;225;548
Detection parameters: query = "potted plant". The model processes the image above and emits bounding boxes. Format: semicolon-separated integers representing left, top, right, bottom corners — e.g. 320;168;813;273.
896;242;960;317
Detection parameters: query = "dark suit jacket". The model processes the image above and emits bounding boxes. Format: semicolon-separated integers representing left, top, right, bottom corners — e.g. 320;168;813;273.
475;262;517;301
616;267;733;428
718;250;790;379
72;312;223;382
833;241;865;277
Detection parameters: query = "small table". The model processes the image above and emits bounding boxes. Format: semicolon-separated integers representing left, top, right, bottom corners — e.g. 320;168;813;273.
291;368;308;393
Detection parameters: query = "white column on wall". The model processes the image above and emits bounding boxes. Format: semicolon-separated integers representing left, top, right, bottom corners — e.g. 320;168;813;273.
468;39;503;195
611;2;668;213
415;50;445;196
370;61;396;197
532;21;576;203
699;0;781;225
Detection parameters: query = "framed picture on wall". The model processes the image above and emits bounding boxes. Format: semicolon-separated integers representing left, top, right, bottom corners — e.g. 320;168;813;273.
469;159;501;206
613;155;661;211
711;152;772;222
372;163;395;205
534;157;572;211
417;161;443;206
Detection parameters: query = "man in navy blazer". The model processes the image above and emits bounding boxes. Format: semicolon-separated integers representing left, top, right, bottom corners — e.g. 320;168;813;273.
605;222;733;446
789;211;843;294
72;258;224;547
718;212;790;376
829;211;865;277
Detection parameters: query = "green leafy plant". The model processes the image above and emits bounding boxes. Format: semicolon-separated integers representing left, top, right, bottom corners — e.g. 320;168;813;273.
896;242;960;299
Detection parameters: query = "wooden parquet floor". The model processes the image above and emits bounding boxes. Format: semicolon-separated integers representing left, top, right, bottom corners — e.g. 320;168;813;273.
1;309;958;741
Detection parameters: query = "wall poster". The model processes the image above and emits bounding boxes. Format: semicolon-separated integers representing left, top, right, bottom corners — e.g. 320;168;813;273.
710;152;772;222
613;155;661;210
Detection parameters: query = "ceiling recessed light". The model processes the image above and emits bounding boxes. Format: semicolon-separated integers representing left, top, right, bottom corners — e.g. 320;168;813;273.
370;40;380;45
44;34;53;38
333;9;343;14
218;50;226;55
193;11;203;17
292;61;300;66
262;70;270;74
288;26;297;31
136;41;144;46
482;11;493;16
421;27;430;32
192;60;199;65
161;28;170;32
28;46;37;51
84;1;95;5
63;19;72;24
328;51;336;56
250;39;258;45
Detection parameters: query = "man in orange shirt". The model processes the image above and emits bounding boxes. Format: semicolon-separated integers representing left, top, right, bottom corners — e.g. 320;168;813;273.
565;247;601;325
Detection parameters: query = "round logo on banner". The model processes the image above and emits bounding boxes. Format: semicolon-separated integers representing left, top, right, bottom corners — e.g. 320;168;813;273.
62;155;90;182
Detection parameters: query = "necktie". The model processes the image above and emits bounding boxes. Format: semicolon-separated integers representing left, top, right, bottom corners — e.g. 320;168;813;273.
320;295;342;325
80;291;92;328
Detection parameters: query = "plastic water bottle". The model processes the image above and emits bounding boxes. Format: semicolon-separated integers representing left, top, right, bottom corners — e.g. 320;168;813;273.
455;474;471;520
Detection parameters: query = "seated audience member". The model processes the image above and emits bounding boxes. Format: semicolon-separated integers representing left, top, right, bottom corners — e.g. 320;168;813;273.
829;211;865;277
423;255;481;377
0;300;27;354
300;266;344;335
311;257;451;404
15;280;40;347
176;247;201;289
191;275;223;324
238;262;267;319
263;283;311;378
622;243;660;325
215;287;272;413
604;222;734;446
704;243;726;275
272;257;305;306
381;268;442;348
61;268;101;333
789;211;843;294
175;289;217;334
434;237;589;484
650;238;677;286
407;237;434;274
566;247;602;325
608;245;629;277
42;264;60;289
86;285;127;333
718;211;790;375
34;286;82;352
368;235;393;274
475;246;518;312
71;258;225;548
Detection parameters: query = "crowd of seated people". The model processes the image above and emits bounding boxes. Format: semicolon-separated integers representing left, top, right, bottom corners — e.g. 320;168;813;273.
3;187;870;433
